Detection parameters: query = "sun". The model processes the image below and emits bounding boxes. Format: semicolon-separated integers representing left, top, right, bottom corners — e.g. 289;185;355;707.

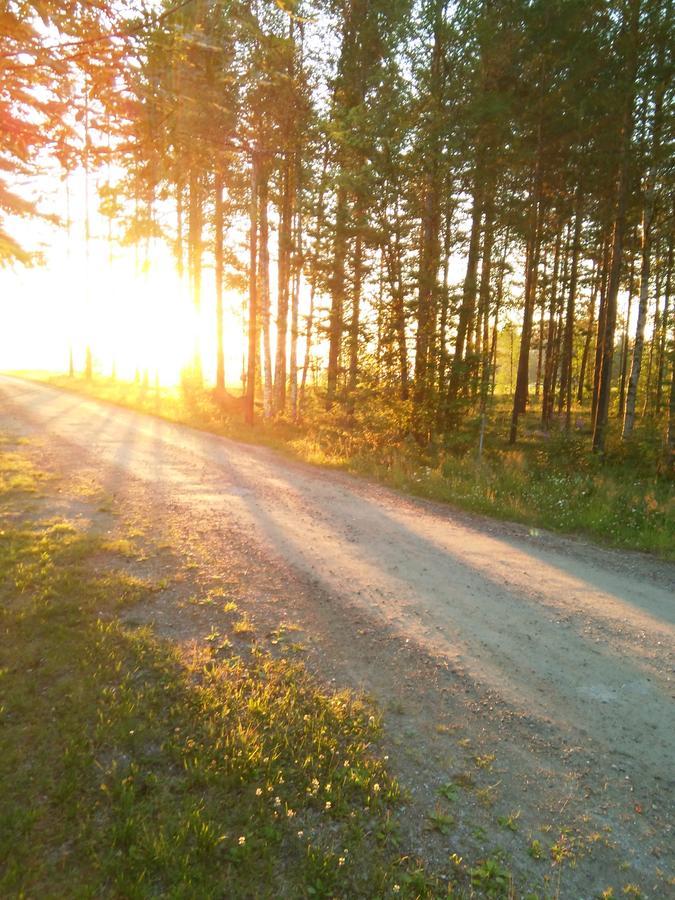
0;231;247;389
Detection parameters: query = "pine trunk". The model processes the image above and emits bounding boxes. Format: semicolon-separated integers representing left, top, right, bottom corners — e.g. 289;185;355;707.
326;185;348;409
215;171;225;392
593;0;640;453
623;179;657;438
655;237;673;411
259;170;273;418
188;170;203;385
245;153;259;426
447;175;483;414
300;149;329;412
290;203;302;421
618;254;636;418
348;230;363;405
542;229;563;428
509;163;543;443
274;154;294;414
559;193;583;429
577;260;600;404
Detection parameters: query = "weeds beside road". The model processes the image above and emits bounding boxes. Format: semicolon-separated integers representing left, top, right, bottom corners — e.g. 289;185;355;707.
0;436;441;898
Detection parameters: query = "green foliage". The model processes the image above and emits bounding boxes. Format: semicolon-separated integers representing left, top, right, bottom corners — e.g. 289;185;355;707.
469;856;512;897
427;809;455;836
528;839;544;860
438;782;459;803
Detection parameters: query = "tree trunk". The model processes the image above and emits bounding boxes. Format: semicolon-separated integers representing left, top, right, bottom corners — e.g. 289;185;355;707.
245;153;259;426
274;153;294;414
542;228;563;428
84;81;93;381
642;267;662;417
348;230;363;406
593;0;640;453
549;236;569;427
509;158;543;443
290;202;302;421
577;259;600;404
175;180;184;281
436;199;455;405
489;227;511;398
300;148;329;413
477;197;495;406
656;236;673;411
259;169;273;418
535;250;548;399
382;193;410;401
559;191;583;430
188;170;203;385
623;173;658;438
413;0;445;428
214;170;225;391
618;253;636;418
591;236;612;420
326;184;348;409
666;348;675;474
447;174;483;414
413;166;442;421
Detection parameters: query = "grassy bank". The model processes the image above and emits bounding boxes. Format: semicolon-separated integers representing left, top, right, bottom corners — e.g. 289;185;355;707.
15;372;675;559
0;440;442;898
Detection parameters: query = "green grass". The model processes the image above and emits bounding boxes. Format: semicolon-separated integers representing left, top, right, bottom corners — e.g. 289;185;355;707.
17;371;674;559
351;430;674;559
0;443;442;898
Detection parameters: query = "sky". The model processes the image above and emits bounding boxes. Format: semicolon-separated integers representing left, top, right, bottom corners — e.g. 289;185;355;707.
0;169;248;386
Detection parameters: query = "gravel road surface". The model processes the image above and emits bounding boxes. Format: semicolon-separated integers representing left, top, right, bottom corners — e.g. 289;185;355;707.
1;374;673;896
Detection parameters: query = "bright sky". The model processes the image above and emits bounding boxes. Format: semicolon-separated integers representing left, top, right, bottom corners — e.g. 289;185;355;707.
0;170;248;386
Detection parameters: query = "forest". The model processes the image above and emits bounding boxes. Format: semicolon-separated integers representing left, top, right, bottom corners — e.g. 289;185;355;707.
2;0;674;546
3;5;675;898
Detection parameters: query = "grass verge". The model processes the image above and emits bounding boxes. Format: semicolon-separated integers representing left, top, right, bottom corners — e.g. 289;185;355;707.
0;439;443;898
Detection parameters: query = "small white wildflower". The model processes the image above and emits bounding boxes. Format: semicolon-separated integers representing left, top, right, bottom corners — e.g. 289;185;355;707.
297;830;304;838
373;783;381;793
287;809;295;818
325;801;331;810
393;885;400;894
325;783;332;792
338;856;345;866
238;836;246;846
255;788;263;796
343;759;350;767
274;796;281;807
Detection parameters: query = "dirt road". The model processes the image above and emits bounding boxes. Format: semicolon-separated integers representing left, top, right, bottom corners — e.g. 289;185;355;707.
1;375;673;896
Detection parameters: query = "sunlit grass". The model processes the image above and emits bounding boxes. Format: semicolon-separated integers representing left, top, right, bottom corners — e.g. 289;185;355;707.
0;449;42;496
0;442;442;899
